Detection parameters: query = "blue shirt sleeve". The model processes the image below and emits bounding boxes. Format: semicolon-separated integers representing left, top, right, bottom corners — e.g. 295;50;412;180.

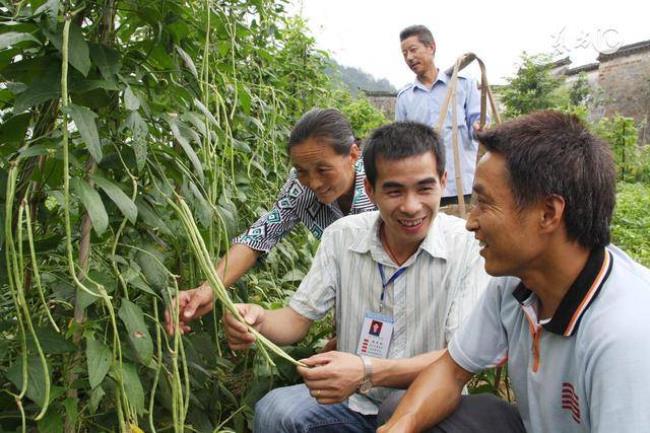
448;278;509;373
395;92;407;121
464;78;484;140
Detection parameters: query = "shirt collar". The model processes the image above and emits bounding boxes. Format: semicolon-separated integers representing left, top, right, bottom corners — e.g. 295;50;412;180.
512;247;613;336
349;212;448;264
412;69;448;91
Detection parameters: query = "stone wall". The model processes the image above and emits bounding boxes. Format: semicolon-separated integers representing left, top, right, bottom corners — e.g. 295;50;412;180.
364;91;397;120
597;46;650;143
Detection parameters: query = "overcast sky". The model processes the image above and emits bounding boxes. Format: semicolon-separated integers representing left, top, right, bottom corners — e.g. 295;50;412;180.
288;0;650;87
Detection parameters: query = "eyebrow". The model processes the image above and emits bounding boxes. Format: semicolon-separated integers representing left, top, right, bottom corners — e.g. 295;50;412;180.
381;177;438;189
417;177;438;185
382;181;404;189
472;183;492;200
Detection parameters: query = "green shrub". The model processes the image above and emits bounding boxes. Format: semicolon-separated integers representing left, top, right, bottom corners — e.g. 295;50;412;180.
333;90;388;140
500;53;568;119
595;116;642;182
612;182;650;267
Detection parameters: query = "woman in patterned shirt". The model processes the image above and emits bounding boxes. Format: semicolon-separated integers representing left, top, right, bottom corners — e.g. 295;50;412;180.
165;108;377;335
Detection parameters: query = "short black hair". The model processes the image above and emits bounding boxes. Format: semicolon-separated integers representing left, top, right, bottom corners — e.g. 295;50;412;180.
477;110;616;250
363;122;445;186
288;108;355;155
399;25;435;47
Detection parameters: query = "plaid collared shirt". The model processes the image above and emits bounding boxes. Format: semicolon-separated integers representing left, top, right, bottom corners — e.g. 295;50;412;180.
233;159;375;252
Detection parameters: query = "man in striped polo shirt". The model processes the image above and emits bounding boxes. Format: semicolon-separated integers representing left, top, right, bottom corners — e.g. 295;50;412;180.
380;111;650;433
224;122;490;432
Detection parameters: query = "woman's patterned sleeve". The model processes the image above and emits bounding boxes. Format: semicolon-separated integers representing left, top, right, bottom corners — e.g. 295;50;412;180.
231;170;303;253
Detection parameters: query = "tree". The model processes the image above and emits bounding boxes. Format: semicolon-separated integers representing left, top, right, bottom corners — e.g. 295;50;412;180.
569;72;591;107
500;53;566;118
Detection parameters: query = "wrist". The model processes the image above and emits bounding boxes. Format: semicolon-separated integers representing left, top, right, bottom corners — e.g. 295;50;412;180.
198;281;212;293
252;306;266;333
368;357;392;387
358;355;373;394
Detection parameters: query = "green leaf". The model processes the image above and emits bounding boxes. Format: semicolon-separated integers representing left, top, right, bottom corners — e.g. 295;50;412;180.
92;174;138;223
26;327;75;354
125;111;148;171
187;181;213;228
175;45;199;79
34;0;60;26
135;243;169;290
0;113;30;145
281;269;305;283
43;23;91;76
124;86;140;111
37;406;63;433
86;337;112;389
193;98;219;127
70;78;119;94
6;356;49;408
136;198;173;236
63;398;79;428
0;88;12;103
88;386;105;414
121;363;145;416
71;177;108;235
127;275;157;296
89;43;120;80
168;118;204;181
238;83;251;114
181;111;208;136
65;104;102;162
14;78;60;112
19;143;56;158
118;298;153;365
0;32;41;50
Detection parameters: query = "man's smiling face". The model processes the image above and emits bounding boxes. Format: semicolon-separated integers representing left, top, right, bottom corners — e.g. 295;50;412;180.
365;151;446;253
466;152;544;277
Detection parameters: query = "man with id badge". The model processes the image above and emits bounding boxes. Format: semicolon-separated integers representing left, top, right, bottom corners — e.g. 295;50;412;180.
223;122;490;433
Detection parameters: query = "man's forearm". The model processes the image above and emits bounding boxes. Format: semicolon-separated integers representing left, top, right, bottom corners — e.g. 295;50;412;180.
380;351;472;431
257;306;313;346
371;350;445;388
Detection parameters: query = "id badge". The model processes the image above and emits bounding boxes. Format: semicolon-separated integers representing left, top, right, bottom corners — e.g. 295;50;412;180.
356;311;394;358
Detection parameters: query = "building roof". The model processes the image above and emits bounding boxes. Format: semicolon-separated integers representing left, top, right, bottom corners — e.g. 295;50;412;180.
546;56;572;69
597;39;650;62
566;62;600;75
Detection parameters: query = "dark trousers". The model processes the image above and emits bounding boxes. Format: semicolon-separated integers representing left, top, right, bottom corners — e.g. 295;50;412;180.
377;392;526;433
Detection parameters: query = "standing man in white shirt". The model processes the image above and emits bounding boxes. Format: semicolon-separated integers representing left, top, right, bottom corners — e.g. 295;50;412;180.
379;111;650;433
396;25;483;206
224;122;490;433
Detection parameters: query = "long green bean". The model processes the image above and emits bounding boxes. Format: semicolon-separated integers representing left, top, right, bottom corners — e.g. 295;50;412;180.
168;196;306;367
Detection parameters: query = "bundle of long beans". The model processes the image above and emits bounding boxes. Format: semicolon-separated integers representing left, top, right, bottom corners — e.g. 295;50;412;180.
168;196;307;368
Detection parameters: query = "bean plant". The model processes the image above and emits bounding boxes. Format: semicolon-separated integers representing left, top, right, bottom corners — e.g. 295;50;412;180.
0;1;347;431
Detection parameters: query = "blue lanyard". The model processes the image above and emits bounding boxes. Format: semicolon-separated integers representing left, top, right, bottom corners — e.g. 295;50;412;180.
377;264;406;312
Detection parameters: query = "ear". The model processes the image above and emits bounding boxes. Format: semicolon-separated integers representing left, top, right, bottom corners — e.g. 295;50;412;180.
539;194;565;235
440;170;448;191
364;178;377;205
349;143;361;162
